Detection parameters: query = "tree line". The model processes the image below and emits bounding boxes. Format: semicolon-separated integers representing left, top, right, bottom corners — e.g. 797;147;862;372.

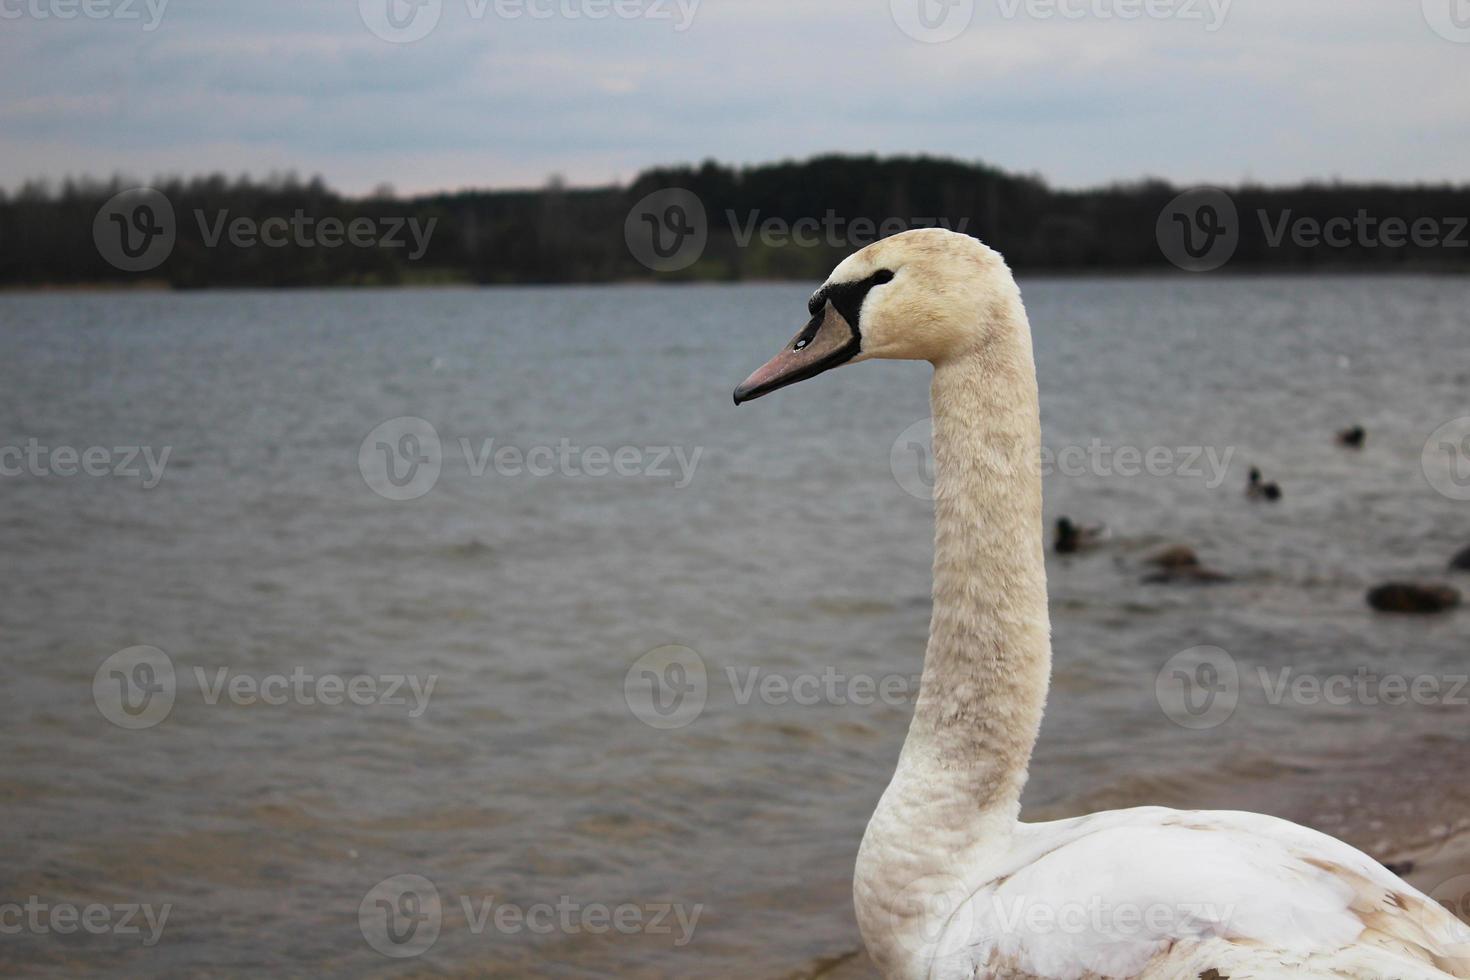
1;155;1467;288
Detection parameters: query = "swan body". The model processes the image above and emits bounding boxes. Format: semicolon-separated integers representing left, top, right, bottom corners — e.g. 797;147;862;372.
733;229;1470;979
865;805;1470;979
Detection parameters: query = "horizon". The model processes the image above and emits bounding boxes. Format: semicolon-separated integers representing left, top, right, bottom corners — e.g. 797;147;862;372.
10;150;1470;202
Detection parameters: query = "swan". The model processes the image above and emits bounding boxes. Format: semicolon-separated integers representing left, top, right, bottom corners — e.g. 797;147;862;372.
732;229;1470;980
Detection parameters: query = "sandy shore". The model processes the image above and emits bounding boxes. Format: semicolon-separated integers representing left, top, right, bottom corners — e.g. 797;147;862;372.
798;733;1470;980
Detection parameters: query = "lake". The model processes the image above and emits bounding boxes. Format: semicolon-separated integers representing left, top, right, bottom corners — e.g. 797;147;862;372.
1;277;1467;977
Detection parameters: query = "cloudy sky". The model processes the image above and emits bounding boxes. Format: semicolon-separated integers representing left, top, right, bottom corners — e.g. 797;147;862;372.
3;0;1469;195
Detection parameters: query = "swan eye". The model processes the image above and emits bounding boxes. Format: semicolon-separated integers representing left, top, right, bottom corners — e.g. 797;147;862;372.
794;339;810;351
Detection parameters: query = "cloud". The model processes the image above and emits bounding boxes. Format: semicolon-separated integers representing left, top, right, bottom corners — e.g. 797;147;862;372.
2;0;1467;194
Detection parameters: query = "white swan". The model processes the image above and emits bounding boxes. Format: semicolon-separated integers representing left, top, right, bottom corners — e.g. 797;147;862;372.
733;229;1470;980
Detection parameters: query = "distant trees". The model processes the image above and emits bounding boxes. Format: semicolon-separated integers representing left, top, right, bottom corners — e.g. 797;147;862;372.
1;156;1467;288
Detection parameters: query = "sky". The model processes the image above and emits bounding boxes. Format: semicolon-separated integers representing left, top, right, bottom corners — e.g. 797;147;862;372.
2;0;1469;196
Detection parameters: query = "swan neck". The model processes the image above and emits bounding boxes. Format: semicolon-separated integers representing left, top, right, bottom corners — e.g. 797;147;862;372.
904;320;1052;821
853;286;1052;980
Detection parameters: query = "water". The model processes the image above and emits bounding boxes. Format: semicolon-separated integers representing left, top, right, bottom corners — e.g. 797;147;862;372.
0;278;1467;977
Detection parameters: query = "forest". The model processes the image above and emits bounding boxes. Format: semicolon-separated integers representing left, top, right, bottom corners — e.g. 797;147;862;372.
2;154;1467;288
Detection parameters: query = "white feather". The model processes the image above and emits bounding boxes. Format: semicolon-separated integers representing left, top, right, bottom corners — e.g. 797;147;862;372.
927;808;1470;979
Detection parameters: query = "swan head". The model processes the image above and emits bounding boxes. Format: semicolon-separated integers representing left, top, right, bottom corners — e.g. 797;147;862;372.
733;228;1020;404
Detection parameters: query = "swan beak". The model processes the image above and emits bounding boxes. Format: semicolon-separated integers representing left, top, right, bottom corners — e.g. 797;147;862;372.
733;303;860;405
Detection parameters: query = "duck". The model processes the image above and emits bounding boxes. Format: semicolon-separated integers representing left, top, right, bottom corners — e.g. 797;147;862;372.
1336;424;1366;449
1053;516;1108;555
1246;465;1283;502
732;229;1470;980
1141;544;1231;585
1451;546;1470;572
